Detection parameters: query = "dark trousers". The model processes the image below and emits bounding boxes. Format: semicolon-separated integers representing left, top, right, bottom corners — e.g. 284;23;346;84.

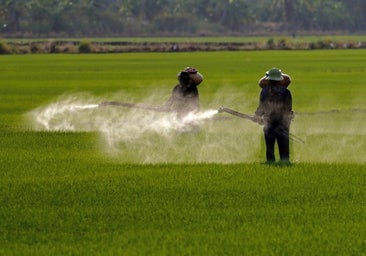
264;123;290;163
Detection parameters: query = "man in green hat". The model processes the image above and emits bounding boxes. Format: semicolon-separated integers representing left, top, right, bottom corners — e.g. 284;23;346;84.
254;68;293;164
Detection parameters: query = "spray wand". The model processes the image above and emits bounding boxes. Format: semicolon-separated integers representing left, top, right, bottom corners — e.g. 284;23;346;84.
99;101;169;112
218;106;305;144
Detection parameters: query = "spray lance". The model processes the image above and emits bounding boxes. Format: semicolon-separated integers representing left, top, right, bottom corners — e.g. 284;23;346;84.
218;107;260;123
218;106;305;144
99;101;169;112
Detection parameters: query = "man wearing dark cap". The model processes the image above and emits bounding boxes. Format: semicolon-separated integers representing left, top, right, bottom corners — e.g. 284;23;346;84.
254;68;293;164
163;67;203;118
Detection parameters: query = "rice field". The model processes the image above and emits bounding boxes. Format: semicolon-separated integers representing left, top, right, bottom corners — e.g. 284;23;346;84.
0;50;366;255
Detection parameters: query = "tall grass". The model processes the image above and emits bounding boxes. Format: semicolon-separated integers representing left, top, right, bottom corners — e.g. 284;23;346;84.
0;50;366;254
1;161;365;255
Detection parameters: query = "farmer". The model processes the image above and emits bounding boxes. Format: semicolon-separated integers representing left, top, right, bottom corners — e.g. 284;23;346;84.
163;67;203;118
254;68;293;164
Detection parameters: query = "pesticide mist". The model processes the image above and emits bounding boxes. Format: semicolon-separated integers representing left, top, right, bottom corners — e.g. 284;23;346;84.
26;93;259;163
27;93;366;164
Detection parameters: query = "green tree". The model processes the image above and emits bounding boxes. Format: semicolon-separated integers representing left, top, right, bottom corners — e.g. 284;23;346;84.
0;0;365;36
0;0;30;33
343;0;366;31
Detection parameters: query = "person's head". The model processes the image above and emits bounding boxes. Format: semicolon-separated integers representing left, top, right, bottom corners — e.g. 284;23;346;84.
177;71;191;86
184;67;204;86
265;68;284;83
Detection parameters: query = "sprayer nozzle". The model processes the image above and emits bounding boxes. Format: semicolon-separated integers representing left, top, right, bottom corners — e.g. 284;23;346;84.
218;106;225;113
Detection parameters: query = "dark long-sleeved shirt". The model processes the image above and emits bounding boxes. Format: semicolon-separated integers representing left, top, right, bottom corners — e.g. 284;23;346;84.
255;85;292;126
164;83;200;117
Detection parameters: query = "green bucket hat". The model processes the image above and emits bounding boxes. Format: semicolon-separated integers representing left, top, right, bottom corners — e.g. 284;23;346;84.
265;68;284;81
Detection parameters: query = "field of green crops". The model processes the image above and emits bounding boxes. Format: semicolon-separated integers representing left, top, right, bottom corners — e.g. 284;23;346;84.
1;50;366;255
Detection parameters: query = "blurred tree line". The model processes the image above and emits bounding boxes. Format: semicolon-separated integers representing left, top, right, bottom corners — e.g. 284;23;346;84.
0;0;365;37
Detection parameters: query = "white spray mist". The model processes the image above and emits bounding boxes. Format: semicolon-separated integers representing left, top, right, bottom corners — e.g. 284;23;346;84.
27;92;366;163
27;93;238;163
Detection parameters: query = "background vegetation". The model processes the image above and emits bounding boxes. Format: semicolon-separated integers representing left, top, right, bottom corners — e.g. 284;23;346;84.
1;0;366;37
2;35;366;54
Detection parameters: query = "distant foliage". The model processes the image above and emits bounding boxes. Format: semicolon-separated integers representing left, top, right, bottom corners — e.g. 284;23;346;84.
0;0;366;37
78;41;92;53
0;40;11;54
2;38;366;54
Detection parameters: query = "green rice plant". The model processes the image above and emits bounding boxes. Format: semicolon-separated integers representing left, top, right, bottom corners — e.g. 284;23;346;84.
1;160;365;255
0;50;366;255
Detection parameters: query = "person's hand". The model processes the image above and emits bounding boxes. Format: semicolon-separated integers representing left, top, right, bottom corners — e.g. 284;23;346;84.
252;115;264;125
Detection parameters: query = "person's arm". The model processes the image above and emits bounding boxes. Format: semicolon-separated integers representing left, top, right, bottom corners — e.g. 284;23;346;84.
259;74;291;88
253;89;267;124
281;74;291;87
284;89;293;123
255;89;267;116
258;76;269;88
